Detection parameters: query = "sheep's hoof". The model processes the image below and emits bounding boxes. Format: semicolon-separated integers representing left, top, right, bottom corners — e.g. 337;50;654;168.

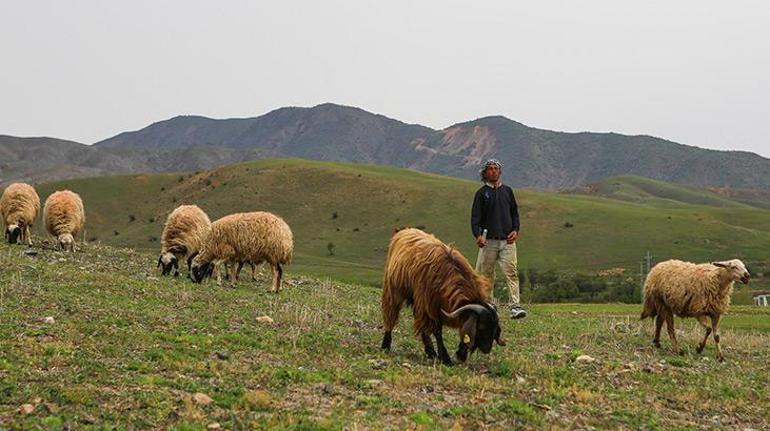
652;341;661;348
716;355;725;363
695;346;704;354
677;349;685;356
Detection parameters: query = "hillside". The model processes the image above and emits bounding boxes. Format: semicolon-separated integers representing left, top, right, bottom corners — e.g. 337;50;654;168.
32;159;770;286
1;241;768;429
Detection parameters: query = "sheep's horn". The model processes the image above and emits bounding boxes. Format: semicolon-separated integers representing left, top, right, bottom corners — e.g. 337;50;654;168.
442;304;488;319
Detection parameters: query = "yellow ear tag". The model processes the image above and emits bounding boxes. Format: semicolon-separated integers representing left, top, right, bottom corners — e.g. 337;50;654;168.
463;334;471;345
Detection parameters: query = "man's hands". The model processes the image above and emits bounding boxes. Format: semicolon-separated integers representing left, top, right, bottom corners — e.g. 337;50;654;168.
506;230;518;244
476;235;487;248
478;231;518;247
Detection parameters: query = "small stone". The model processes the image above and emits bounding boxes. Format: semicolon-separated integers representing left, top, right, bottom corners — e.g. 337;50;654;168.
207;423;222;430
24;250;38;257
322;383;334;395
19;403;34;415
575;355;595;363
256;315;274;324
193;392;213;405
43;316;55;324
368;359;387;369
516;376;526;384
216;351;229;360
365;379;383;387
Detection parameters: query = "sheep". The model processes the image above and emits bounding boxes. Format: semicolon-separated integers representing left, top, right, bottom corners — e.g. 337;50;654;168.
43;190;85;252
641;259;750;361
157;205;212;277
380;228;505;365
1;182;40;246
190;211;293;292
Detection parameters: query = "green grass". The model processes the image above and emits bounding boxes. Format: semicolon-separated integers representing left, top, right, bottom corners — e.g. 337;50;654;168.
1;242;769;429
29;159;770;287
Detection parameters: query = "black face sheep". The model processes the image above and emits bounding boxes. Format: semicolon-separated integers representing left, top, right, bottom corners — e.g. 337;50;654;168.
380;228;505;366
157;205;212;277
641;259;750;361
43;190;85;252
190;211;293;292
1;183;40;246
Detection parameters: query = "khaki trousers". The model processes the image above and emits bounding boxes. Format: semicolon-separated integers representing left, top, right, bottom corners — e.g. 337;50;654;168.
475;239;520;305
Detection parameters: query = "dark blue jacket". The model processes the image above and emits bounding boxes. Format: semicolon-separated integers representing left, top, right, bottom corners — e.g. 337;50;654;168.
471;184;520;239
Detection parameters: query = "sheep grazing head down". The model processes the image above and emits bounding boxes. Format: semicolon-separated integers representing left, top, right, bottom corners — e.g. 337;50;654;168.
712;259;750;284
189;255;214;283
5;221;23;244
58;233;75;252
443;303;505;362
157;252;179;276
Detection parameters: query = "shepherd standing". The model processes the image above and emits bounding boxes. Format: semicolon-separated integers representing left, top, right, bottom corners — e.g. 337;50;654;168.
471;159;526;319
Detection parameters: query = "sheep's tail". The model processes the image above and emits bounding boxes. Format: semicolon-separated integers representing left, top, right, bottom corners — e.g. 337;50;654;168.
640;291;657;320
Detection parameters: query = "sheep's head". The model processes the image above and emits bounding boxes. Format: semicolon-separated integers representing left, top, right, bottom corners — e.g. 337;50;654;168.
5;223;21;244
442;303;505;363
58;233;75;252
157;252;179;277
189;254;213;283
712;259;750;284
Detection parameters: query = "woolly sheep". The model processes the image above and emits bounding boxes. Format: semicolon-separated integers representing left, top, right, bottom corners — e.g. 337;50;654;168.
641;259;750;361
1;182;40;245
43;190;85;252
158;205;212;277
381;228;505;365
190;211;293;292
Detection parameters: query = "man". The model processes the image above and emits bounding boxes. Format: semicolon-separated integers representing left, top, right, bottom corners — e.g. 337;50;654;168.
471;159;526;319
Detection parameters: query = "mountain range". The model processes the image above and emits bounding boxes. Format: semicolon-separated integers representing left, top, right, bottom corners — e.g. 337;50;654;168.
3;103;769;190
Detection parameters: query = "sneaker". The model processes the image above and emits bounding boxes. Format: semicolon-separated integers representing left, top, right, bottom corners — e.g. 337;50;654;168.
509;304;527;319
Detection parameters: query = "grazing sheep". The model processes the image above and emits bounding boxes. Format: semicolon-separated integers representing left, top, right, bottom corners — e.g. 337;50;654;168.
1;182;40;245
641;259;750;361
190;211;293;292
381;228;505;365
43;190;85;252
157;205;212;277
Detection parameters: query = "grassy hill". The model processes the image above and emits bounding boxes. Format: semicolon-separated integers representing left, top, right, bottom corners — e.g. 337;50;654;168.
1;242;769;429
31;159;770;287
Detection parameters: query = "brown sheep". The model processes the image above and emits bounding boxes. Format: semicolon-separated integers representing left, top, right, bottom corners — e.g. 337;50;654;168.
43;190;85;252
1;182;40;245
381;228;505;365
158;205;212;277
190;211;293;292
641;259;750;361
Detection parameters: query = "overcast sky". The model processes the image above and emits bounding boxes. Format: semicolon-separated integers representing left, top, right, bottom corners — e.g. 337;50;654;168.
1;1;768;156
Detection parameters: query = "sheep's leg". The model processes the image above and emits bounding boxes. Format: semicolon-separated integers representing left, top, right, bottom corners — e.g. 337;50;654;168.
381;284;403;351
421;332;437;359
228;261;238;284
25;226;32;246
251;262;258;282
271;263;283;293
663;309;681;354
711;314;724;362
433;326;452;366
653;314;664;348
695;316;712;354
236;261;244;281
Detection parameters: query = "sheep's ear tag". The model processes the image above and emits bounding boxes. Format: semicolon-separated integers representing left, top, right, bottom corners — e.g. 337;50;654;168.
463;334;471;345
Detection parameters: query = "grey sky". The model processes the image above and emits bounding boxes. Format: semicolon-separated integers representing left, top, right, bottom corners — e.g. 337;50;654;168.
1;1;768;156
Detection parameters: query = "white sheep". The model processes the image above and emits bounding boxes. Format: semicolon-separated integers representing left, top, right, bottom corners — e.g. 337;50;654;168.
641;259;750;361
1;182;40;246
43;190;85;252
158;205;212;277
190;211;293;292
